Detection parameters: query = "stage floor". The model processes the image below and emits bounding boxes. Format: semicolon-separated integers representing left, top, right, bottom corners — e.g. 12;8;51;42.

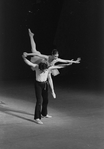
0;81;104;149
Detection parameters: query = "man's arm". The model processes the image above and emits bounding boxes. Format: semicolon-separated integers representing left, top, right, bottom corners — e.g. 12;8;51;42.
49;63;71;70
22;55;37;68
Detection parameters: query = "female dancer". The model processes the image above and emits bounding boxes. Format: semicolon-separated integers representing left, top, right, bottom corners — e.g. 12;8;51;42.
23;29;80;98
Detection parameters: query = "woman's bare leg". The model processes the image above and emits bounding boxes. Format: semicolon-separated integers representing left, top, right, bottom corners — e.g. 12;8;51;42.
28;29;40;53
48;73;56;98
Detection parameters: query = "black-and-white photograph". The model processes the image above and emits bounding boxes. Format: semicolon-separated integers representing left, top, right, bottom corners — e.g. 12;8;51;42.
0;0;104;149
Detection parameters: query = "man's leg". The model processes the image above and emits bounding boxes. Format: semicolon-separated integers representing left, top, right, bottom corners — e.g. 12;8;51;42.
41;83;52;118
34;81;42;120
41;83;48;116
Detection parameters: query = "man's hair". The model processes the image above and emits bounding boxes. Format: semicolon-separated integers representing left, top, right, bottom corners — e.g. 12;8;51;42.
39;62;48;71
51;49;59;55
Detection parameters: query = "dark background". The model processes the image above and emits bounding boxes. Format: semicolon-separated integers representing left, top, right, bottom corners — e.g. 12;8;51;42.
0;0;104;92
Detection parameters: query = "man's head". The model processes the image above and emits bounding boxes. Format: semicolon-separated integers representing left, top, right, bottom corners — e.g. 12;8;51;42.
51;49;59;60
38;61;48;71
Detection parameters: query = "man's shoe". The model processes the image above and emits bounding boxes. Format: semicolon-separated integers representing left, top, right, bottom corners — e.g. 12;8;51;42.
45;114;52;118
41;114;52;118
34;119;43;125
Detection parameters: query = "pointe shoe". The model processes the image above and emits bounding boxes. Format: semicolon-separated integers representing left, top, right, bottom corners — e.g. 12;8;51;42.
28;28;34;36
52;92;56;98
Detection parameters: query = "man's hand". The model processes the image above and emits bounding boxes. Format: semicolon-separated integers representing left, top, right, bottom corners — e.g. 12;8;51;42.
66;62;73;66
23;52;27;58
22;54;25;59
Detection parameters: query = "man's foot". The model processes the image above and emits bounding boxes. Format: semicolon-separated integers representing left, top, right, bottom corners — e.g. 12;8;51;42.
34;119;43;125
45;115;52;118
41;114;52;118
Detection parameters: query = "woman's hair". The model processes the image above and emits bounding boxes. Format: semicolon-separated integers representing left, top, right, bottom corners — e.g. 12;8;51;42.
51;49;59;55
38;62;48;71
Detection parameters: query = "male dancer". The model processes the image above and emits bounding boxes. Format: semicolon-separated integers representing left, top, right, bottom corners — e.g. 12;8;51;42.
22;54;71;124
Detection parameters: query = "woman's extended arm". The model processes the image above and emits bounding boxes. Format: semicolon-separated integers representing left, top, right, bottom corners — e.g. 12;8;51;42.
56;57;81;64
56;58;71;63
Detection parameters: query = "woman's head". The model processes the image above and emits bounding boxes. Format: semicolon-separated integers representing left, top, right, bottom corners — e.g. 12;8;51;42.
51;49;59;60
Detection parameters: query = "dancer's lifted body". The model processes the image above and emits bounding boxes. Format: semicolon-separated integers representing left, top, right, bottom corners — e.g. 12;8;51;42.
22;55;71;124
23;29;80;98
